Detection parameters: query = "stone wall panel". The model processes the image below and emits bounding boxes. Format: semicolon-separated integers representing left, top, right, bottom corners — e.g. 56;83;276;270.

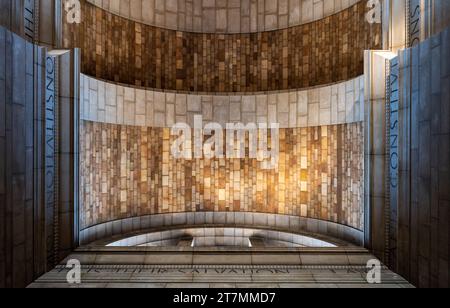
86;0;361;33
0;26;46;288
394;26;450;288
81;74;365;128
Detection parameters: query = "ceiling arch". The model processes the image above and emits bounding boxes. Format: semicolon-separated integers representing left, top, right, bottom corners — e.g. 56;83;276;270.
64;1;381;92
86;0;362;34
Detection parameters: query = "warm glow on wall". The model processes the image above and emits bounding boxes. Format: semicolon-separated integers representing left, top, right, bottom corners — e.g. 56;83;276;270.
81;122;364;230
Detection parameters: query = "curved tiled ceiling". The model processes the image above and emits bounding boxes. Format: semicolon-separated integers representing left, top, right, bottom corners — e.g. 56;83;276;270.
79;74;365;232
75;1;369;236
86;0;361;33
63;0;381;92
80;74;364;128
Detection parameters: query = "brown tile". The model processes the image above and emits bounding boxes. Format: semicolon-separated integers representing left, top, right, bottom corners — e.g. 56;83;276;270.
63;1;381;93
80;121;364;230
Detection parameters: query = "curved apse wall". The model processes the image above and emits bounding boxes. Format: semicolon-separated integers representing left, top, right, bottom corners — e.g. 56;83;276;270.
86;0;361;33
79;75;365;231
81;75;364;128
63;0;381;92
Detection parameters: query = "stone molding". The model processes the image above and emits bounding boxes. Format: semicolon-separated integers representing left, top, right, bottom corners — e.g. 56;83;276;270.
86;0;361;34
79;212;365;246
80;74;365;128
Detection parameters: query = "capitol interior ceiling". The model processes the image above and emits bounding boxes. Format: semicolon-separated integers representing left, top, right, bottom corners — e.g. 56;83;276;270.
0;0;449;292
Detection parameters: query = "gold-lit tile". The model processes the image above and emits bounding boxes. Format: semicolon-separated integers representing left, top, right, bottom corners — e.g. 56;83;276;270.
80;121;364;231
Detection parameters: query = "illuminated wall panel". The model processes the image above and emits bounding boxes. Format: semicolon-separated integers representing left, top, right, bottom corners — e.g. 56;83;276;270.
80;121;364;230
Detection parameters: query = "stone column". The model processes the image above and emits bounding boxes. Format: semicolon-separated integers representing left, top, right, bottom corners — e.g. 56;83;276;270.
364;50;396;264
407;0;450;47
389;26;450;288
382;0;408;51
45;48;80;264
0;26;48;288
